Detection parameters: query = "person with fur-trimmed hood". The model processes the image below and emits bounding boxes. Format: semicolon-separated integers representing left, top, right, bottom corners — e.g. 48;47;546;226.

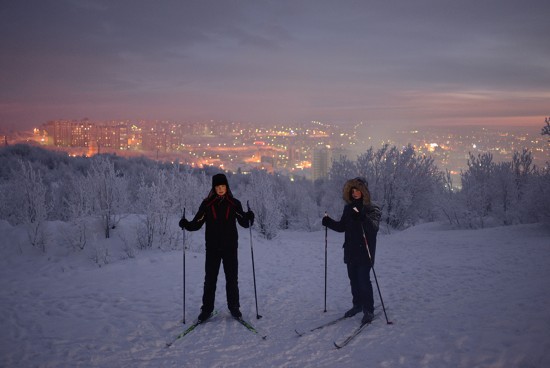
179;173;254;322
322;177;381;324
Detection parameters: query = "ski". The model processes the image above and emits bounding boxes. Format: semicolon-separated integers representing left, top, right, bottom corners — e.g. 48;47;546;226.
295;315;347;337
295;305;381;337
234;317;267;339
165;311;218;348
333;313;379;349
333;321;370;349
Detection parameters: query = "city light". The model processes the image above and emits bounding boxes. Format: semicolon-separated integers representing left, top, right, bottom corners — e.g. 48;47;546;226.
1;119;546;181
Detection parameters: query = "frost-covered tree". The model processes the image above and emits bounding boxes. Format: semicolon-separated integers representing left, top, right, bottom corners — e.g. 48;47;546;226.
353;144;442;229
167;166;210;251
277;175;321;231
437;169;465;226
87;156;128;238
2;141;547;244
133;166;191;250
491;161;516;225
484;149;535;225
329;155;358;186
135;174;163;249
461;152;494;228
14;160;50;251
523;166;550;223
173;166;209;217
315;177;341;220
63;172;93;250
511;149;534;204
542;117;550;141
355;145;389;203
243;170;284;239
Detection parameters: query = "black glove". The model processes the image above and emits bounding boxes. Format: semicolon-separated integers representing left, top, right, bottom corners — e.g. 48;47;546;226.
179;217;189;230
246;210;255;226
322;216;331;227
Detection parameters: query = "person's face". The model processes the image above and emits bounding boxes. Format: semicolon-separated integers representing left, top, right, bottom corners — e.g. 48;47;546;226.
351;188;362;200
215;184;227;196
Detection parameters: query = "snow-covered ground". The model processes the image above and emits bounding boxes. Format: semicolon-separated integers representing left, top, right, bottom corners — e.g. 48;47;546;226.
1;219;549;368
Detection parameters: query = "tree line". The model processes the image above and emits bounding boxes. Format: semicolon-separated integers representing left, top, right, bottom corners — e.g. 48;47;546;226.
0;139;548;253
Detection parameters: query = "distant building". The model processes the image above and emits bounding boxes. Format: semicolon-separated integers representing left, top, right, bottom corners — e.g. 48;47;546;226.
312;146;351;180
40;119;128;153
42;120;93;147
96;123;128;151
312;146;331;181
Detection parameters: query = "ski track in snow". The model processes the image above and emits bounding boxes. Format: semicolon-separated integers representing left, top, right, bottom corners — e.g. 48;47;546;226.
1;220;549;367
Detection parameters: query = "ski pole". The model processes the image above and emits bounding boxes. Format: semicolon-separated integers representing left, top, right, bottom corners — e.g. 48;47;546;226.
247;201;262;319
360;223;393;325
182;208;186;324
324;211;328;313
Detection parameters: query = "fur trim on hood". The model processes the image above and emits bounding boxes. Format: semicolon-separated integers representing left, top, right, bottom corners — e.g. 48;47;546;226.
342;177;371;205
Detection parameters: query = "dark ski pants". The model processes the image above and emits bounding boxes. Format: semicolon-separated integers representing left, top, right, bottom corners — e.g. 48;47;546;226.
201;247;240;313
347;262;374;314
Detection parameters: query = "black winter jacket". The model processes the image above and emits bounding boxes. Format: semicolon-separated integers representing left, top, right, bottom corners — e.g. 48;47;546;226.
184;194;250;252
324;200;381;265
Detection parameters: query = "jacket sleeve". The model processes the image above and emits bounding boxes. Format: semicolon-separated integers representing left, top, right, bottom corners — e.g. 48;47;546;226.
325;208;346;233
363;204;381;233
234;200;251;228
185;202;207;231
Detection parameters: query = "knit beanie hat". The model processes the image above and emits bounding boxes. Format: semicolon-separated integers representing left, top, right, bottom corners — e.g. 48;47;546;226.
212;173;229;188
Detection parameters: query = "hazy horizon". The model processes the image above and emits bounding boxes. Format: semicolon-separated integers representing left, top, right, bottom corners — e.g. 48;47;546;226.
1;118;546;135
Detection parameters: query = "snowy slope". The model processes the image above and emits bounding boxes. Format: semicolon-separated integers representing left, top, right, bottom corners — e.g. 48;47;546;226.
1;220;549;368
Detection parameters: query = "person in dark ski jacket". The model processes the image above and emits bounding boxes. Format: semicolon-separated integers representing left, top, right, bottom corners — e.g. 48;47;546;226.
179;173;254;322
322;177;381;324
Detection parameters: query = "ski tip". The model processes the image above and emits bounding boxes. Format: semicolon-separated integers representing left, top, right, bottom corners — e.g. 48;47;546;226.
333;342;342;349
